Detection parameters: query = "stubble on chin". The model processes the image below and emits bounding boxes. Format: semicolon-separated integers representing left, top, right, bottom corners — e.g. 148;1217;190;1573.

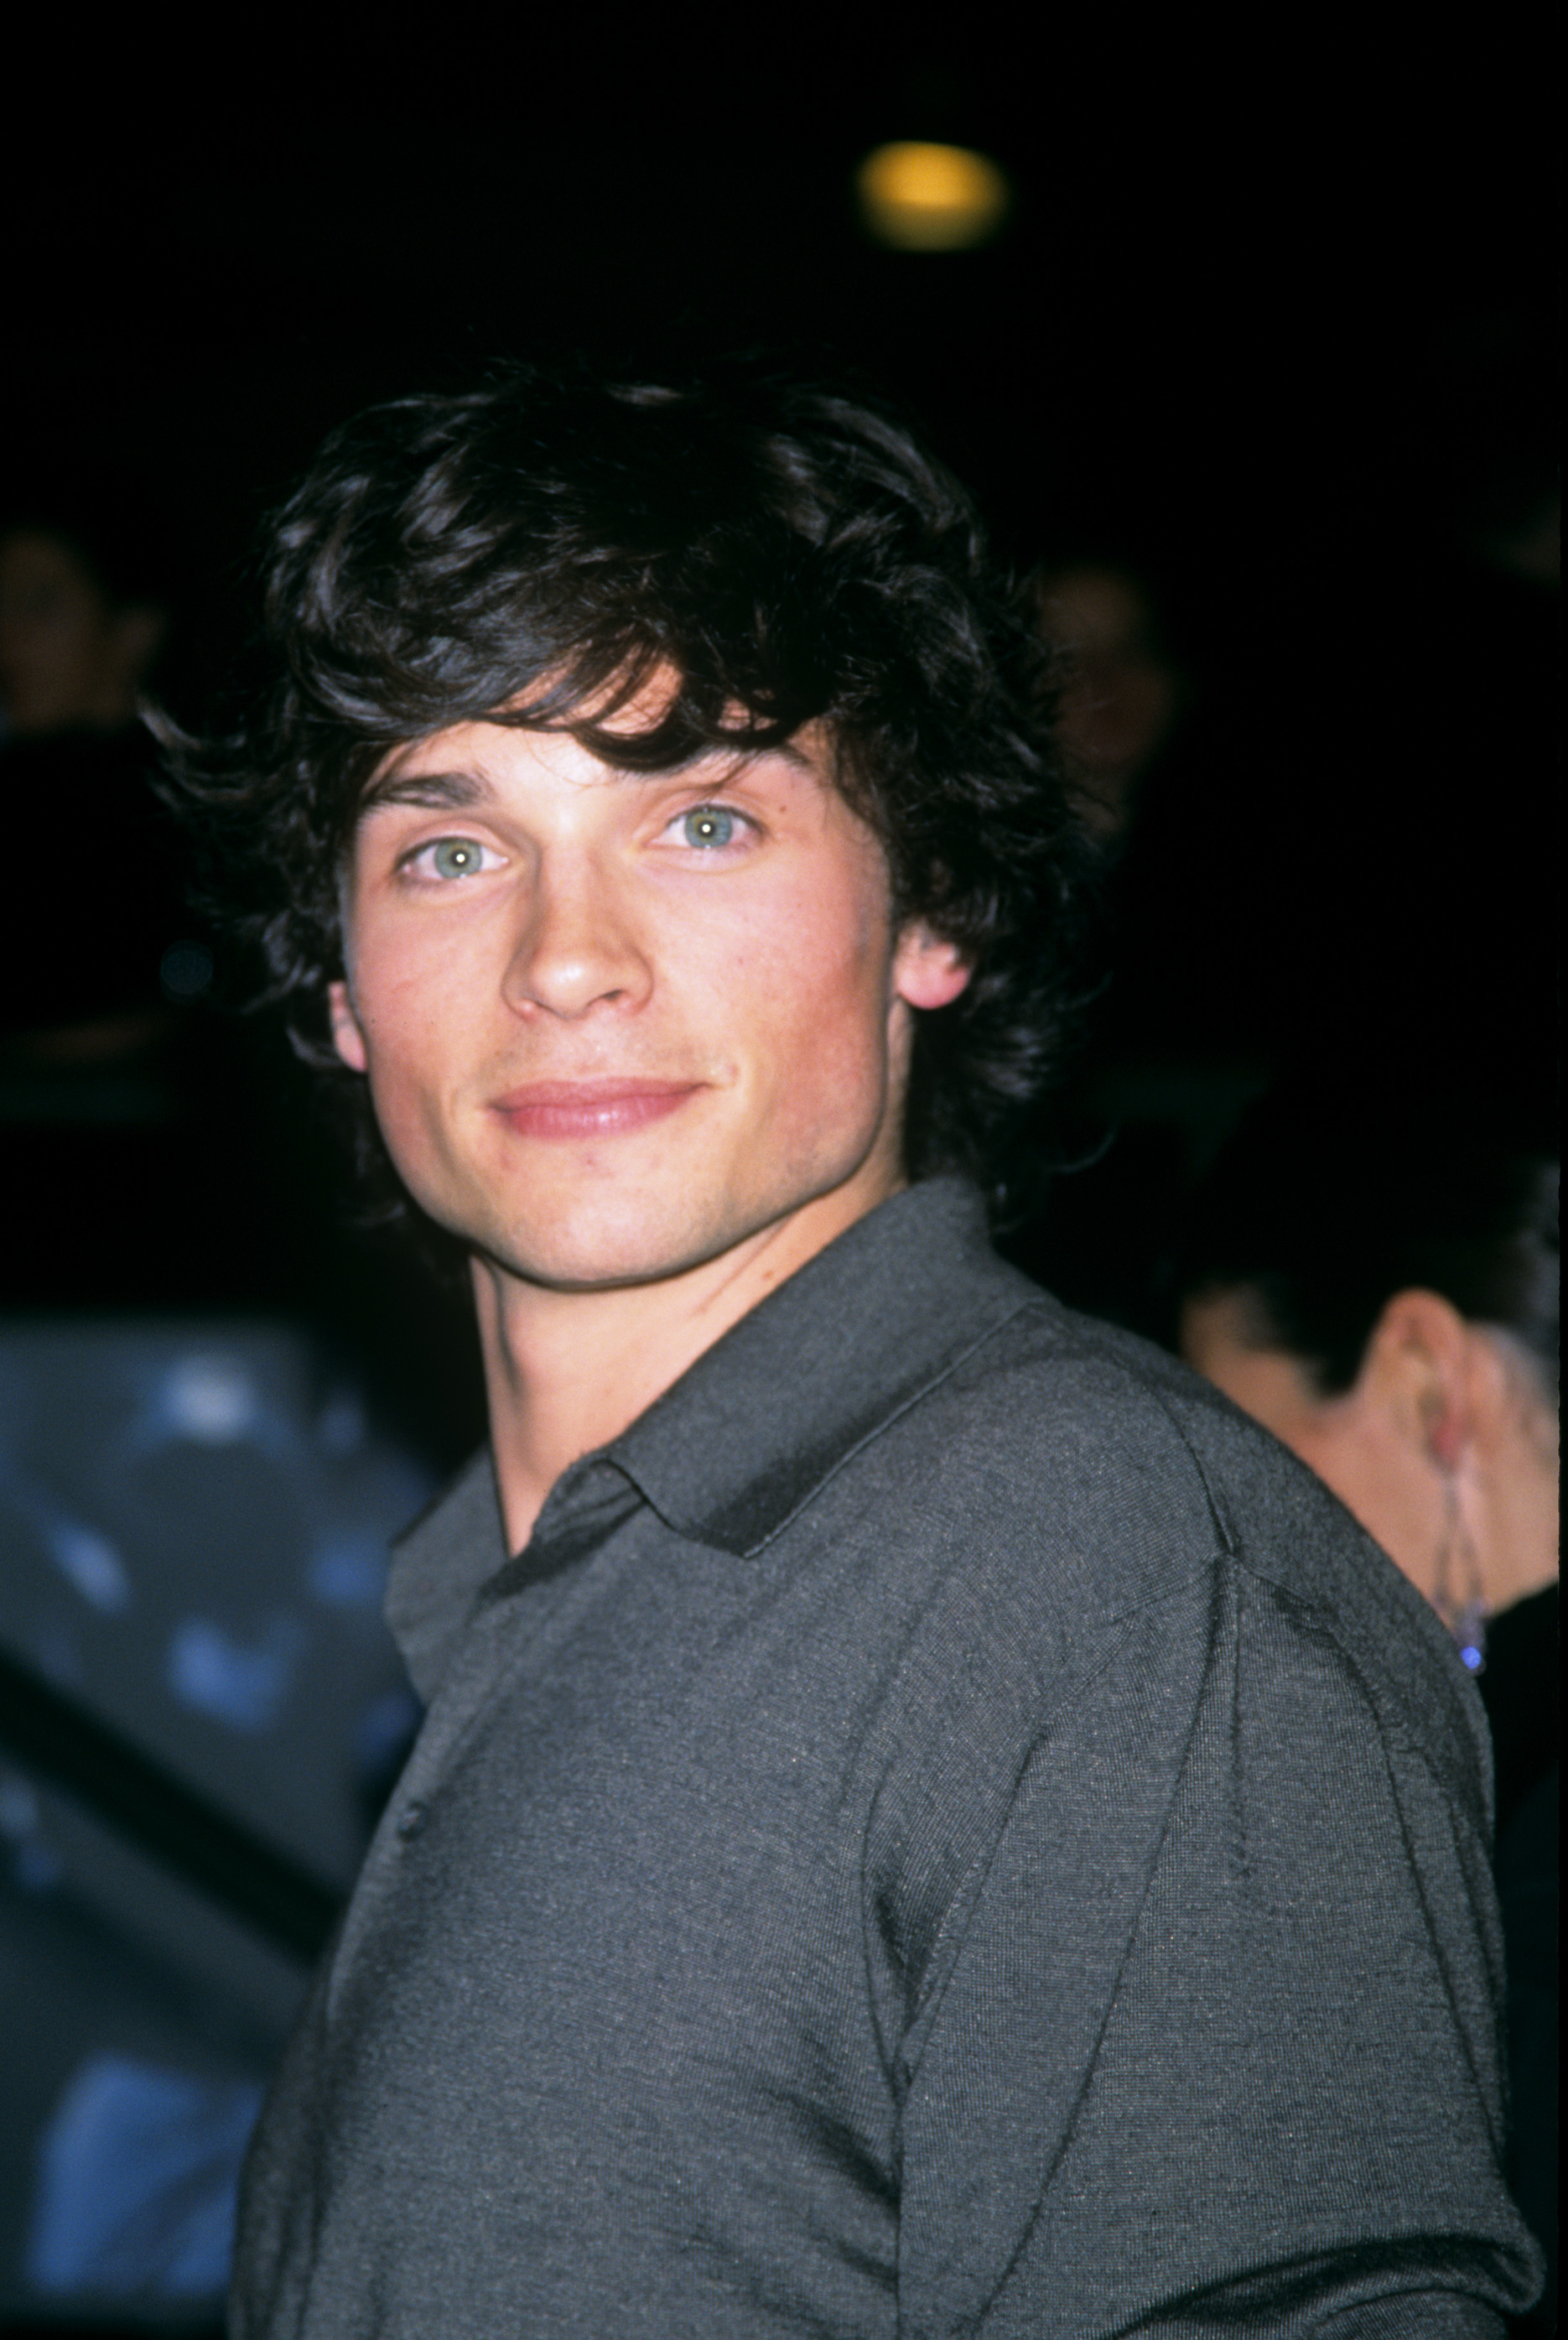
456;1133;885;1298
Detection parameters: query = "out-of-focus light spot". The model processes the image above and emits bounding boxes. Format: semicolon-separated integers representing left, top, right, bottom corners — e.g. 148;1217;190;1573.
166;1616;300;1732
1;1777;63;1889
308;1531;388;1609
855;142;1010;250
27;2056;262;2296
162;1355;258;1445
0;1775;42;1838
159;940;214;1002
51;1522;132;1614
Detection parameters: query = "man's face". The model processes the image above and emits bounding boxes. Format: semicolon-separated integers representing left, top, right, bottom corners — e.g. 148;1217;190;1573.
329;712;967;1292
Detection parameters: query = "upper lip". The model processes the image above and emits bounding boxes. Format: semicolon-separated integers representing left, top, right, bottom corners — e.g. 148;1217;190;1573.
491;1077;704;1110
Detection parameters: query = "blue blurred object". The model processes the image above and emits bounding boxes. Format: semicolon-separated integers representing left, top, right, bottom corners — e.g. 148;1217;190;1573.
27;2054;263;2296
0;1318;437;2322
164;1614;304;1734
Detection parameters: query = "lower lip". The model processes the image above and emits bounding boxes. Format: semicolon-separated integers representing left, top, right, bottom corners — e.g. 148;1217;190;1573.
493;1087;702;1141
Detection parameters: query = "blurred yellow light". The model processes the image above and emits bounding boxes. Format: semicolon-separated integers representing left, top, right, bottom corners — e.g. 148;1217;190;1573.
856;142;1010;251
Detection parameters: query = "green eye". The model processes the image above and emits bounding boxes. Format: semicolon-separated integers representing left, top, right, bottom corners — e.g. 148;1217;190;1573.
430;838;483;879
681;808;736;849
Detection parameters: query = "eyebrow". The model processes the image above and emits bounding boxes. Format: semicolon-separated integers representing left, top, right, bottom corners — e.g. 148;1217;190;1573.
360;768;488;815
358;737;818;819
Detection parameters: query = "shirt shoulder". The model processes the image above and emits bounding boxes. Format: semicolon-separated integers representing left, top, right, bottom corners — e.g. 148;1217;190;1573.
843;1290;1490;1820
386;1447;506;1703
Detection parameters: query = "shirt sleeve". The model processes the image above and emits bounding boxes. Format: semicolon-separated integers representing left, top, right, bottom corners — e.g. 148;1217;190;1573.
885;1564;1544;2336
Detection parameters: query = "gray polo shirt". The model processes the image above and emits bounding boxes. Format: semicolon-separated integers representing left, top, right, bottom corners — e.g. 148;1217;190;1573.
231;1178;1541;2335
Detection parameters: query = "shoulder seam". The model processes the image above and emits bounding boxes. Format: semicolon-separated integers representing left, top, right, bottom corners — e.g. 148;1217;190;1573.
738;1290;1047;1557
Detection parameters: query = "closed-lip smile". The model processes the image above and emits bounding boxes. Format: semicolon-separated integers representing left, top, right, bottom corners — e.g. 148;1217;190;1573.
491;1079;705;1139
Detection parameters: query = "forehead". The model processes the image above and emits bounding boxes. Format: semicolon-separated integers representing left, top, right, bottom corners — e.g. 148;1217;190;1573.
359;713;829;815
369;657;831;786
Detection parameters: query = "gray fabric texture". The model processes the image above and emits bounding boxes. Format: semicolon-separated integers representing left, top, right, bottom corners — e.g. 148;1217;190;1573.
230;1178;1543;2337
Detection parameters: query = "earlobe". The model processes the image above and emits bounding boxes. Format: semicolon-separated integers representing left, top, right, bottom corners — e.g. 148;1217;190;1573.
893;923;972;1011
327;980;369;1074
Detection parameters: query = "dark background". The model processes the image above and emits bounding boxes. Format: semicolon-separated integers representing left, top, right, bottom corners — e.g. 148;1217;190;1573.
3;15;1557;1436
0;21;1556;2330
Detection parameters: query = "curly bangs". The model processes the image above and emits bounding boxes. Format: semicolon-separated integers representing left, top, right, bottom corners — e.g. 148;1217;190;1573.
166;356;1091;1225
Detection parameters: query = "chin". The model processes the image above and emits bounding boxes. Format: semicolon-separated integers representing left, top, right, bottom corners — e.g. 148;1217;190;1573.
465;1187;756;1293
460;1148;880;1294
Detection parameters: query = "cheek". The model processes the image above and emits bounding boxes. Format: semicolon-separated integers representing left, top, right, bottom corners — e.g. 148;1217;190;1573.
347;928;475;1137
717;873;890;1105
350;887;492;1041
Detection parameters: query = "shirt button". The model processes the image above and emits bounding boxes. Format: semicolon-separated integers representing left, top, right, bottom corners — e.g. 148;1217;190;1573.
395;1801;428;1841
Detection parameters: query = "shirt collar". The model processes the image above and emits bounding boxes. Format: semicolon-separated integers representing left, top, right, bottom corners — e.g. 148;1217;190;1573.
387;1178;1037;1695
606;1176;1034;1555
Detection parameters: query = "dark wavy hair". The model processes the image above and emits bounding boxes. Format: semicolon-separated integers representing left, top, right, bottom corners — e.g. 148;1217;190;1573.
1171;1081;1560;1400
162;355;1092;1242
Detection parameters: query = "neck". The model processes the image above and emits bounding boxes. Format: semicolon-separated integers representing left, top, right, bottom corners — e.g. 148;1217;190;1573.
471;1172;905;1555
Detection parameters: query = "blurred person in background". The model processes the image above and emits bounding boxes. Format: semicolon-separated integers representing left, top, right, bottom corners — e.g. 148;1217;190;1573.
1032;560;1183;843
1004;555;1228;1332
0;484;241;1316
1174;1085;1559;2335
0;487;200;1057
1009;361;1555;1343
0;514;166;740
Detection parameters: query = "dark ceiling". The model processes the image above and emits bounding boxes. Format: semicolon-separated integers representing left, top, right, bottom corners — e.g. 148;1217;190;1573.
8;21;1553;653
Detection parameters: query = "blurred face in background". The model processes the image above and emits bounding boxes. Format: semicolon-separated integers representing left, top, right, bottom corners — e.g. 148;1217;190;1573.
1035;564;1181;839
0;530;164;737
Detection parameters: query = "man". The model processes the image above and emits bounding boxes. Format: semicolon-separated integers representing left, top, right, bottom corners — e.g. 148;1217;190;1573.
0;504;179;1048
184;361;1540;2333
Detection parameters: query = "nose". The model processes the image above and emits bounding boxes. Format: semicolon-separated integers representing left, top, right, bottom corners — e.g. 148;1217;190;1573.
500;852;653;1023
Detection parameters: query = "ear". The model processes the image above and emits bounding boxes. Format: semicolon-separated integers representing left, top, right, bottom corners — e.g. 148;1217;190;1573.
1363;1289;1475;1469
327;979;369;1074
891;921;971;1012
